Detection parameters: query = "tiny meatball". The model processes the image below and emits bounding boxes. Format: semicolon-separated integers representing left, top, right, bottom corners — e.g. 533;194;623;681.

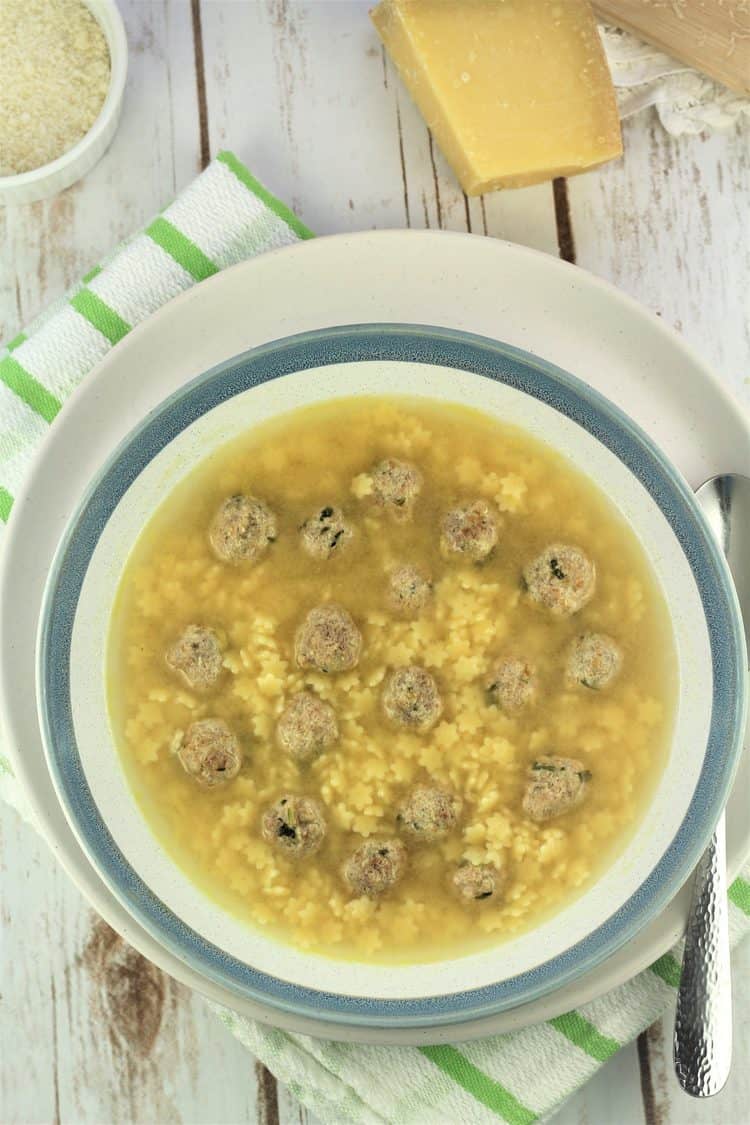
397;784;462;841
386;564;433;616
440;500;498;561
276;691;339;764
522;756;591;822
343;838;408;898
370;458;423;519
299;506;354;559
177;718;241;787
209;494;277;564
294;604;362;673
523;543;595;616
486;657;536;714
166;624;223;690
567;632;623;690
261;795;326;857
382;666;443;731
451;862;503;903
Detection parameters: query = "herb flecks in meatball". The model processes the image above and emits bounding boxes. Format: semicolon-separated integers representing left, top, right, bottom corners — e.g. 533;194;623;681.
177;718;241;787
261;795;327;857
440;500;499;561
299;506;354;560
370;458;423;519
451;862;503;902
523;544;595;616
382;666;443;731
567;633;623;690
209;494;277;564
343;838;408;897
276;691;339;764
387;564;433;616
486;657;536;714
294;604;362;673
166;625;223;691
397;785;462;841
522;756;591;822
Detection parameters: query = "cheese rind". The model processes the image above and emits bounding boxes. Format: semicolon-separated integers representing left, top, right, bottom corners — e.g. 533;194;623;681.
371;0;623;195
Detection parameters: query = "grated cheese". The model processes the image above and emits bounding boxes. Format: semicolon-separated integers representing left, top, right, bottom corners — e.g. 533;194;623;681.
0;0;110;177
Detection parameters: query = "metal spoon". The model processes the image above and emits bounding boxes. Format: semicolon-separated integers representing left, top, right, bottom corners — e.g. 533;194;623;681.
673;473;750;1096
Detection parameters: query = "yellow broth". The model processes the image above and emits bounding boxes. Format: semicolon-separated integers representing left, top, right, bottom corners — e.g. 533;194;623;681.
108;396;676;962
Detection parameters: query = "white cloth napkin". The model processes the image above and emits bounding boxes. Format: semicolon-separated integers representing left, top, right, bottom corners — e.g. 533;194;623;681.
601;24;750;135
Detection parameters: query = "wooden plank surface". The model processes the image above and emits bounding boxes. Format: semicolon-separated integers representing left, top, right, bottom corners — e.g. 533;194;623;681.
1;802;274;1125
1;3;748;1123
568;115;750;406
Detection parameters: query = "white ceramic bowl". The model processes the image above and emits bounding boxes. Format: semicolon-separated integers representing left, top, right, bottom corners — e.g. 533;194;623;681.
0;0;127;206
35;322;748;1031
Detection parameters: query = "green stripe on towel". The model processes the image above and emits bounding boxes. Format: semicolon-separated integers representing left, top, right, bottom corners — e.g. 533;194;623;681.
146;216;219;282
729;876;750;916
0;355;61;423
70;288;131;345
549;1012;620;1062
6;332;27;351
650;951;682;988
0;486;13;522
420;1045;537;1124
217;150;315;241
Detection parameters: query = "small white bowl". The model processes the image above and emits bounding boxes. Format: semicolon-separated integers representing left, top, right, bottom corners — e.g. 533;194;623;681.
0;0;127;206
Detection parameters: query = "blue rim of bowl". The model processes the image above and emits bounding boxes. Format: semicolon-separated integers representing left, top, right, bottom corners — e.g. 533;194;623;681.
38;324;748;1028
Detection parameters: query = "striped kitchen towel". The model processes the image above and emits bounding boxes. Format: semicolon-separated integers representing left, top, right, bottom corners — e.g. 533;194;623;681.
0;151;310;534
1;152;748;1125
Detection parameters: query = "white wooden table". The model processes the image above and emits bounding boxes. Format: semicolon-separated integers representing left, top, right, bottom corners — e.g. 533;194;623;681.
1;4;748;1123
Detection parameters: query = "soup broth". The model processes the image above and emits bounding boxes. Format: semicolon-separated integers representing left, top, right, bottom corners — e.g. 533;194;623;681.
108;396;676;962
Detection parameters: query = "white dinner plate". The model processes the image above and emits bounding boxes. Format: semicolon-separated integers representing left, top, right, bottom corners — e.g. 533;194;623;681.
2;230;748;1044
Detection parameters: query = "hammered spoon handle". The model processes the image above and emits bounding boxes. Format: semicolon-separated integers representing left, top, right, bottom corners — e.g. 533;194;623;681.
673;811;732;1096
